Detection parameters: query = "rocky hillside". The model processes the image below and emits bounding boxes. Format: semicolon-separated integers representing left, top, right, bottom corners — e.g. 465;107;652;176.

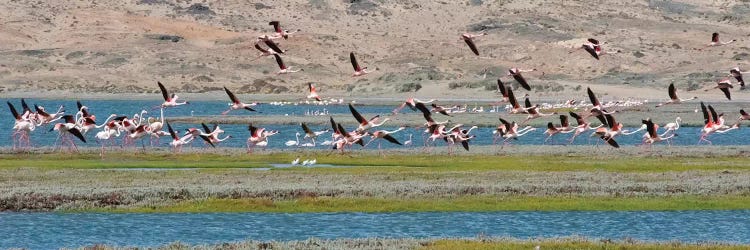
1;0;749;100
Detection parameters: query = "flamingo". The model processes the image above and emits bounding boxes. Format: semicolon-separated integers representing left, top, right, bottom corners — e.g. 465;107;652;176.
507;68;539;91
350;52;372;76
698;102;738;144
493;79;510;104
365;127;404;151
701;32;735;50
8;101;38;149
643;119;677;145
496;117;535;146
739;109;750;122
183;127;216;148
590;114;622;148
301;122;328;145
332;123;367;153
157;81;189;108
166;123;194;153
349;103;390;132
521;97;556;125
656;83;697;107
445;124;475;153
222;87;257;114
50;115;86;152
568;111;604;144
705;78;733;100
247;123;277;153
506;88;530;114
460;32;487;56
201;123;231;146
268;21;299;40
729;67;748;90
95;121;121;157
661;117;682;137
392;97;435;115
430;103;452;116
543;115;574;144
34;104;65;125
146;108;166;146
273;54;302;74
307;83;322;101
570;38;620;60
79;114;117;135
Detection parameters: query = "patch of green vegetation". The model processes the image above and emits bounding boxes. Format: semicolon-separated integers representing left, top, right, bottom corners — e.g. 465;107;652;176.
424;239;748;250
90;195;750;213
2;152;750;173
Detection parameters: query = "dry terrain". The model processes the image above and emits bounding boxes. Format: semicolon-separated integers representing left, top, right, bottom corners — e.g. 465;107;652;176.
1;0;750;102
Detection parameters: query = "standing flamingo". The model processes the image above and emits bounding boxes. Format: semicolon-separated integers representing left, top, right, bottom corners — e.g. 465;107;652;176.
273;54;302;74
350;52;372;76
222;87;257;114
656;83;697;107
158;81;189;108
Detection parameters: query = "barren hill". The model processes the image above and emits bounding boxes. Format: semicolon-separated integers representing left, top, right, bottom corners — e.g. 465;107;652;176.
1;0;749;101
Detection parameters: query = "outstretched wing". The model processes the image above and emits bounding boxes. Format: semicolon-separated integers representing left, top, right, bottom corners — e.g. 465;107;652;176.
7;101;20;120
497;79;508;97
461;140;470;151
301;122;313;135
201;123;212;134
167;122;178;140
602;136;619;148
382;134;402;145
273;54;286;69
708;105;719;123
330;117;339;134
511;72;531;91
348;104;366;124
507;88;519;108
269;21;281;33
350;52;361;71
20;99;31;114
587;87;601;107
559;115;569;127
199;135;215;148
463;37;479;56
584;46;600;60
254;43;266;53
668;83;677;100
414;102;431;117
264;39;284;54
720;88;731;100
587;38;600;45
158;81;170;101
68;128;87;143
498;117;511;129
700;102;710;124
224;87;239;103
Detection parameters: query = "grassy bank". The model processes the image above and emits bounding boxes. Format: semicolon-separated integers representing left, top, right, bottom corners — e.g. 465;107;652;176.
90;195;750;213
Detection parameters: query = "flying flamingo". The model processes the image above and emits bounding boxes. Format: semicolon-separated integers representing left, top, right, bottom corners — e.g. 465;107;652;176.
507;68;540;91
642;119;677;145
157;81;189;108
460;32;488;56
589;114;622;148
567;111;604;144
445;124;475;153
222;87;257;114
34;104;65;125
301;122;328;145
273;54;302;74
430;103;452;116
350;52;372;76
166;123;194;153
78;114;117;135
704;78;733;100
656;83;697;107
495;117;535;146
739;109;750;122
729;67;748;89
570;38;620;60
365;127;404;152
349;103;390;132
698;102;739;144
247;123;277;153
493;79;510;104
50;115;86;152
701;32;735;50
307;83;322;101
543;115;574;144
506;88;530;114
268;21;300;40
332;123;367;153
392;97;435;114
199;123;231;146
521;97;556;125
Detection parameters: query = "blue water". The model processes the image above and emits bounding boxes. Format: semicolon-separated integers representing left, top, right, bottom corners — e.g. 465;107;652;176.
2;211;749;249
2;99;748;149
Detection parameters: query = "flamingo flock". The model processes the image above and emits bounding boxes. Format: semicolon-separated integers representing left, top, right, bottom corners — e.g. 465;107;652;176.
4;20;749;156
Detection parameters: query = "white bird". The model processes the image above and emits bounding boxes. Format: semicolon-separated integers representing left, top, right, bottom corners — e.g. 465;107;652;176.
301;159;310;166
403;133;413;147
285;132;301;147
291;157;300;165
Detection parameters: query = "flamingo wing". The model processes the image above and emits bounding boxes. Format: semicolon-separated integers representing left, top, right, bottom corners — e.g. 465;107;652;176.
382;134;402;145
199;135;216;148
20;99;31;114
602;136;619;148
507;88;519;108
63;115;76;124
498;117;512;129
34;105;50;118
497;79;508;97
330;117;340;134
248;123;258;137
224;87;240;103
643;119;657;138
708;105;718;124
348;104;367;124
463;37;479;56
569;111;583;125
301;122;314;135
700;102;710;124
720;87;731;100
269;21;282;33
668;83;677;100
273;54;286;69
350;52;361;71
68;128;87;143
7;101;20;120
157;81;170;101
264;39;284;54
587;38;600;45
254;43;267;53
741;109;749;117
414;102;431;117
461;139;470;151
560;115;569;127
547;122;556;131
201;123;212;134
712;32;719;43
587;87;601;107
594;114;608;127
511;71;531;91
167;122;178;140
605;114;616;129
583;46;600;60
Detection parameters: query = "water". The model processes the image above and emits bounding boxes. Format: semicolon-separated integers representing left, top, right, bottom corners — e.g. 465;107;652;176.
3;99;748;149
2;211;749;249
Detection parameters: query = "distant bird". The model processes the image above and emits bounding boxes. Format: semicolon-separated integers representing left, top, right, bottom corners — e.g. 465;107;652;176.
222;87;257;114
660;117;682;137
571;38;620;60
702;32;735;50
506;88;530;114
656;83;697;107
307;83;322;101
273;54;302;74
739;109;750;122
291;157;300;165
202;123;231;146
729;67;748;90
507;68;539;91
350;52;372;76
460;32;487;56
285;132;302;147
704;78;733;100
268;21;299;40
495;117;535;145
157;81;189;108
